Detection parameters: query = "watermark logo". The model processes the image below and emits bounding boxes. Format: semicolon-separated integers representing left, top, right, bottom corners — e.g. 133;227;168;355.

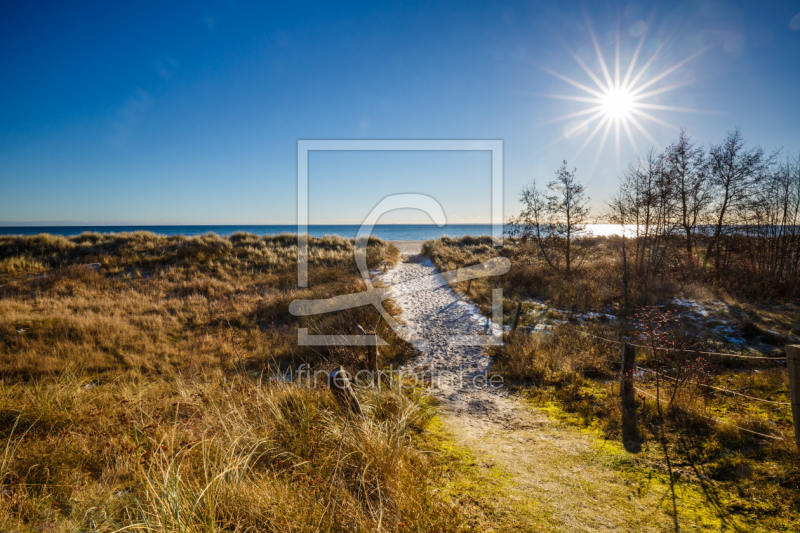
290;140;507;350
295;364;505;391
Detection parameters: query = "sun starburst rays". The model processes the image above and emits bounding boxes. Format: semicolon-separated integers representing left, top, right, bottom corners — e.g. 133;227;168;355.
541;17;707;170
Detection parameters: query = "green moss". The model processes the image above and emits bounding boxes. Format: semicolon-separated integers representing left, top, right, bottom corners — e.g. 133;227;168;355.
516;391;800;532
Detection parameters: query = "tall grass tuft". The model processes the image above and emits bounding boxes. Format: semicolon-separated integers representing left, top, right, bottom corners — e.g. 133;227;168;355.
0;372;463;531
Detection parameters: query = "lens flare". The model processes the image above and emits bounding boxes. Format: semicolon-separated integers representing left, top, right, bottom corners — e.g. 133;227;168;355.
538;15;709;170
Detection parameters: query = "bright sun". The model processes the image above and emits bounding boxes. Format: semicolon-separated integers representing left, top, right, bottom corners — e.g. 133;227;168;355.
602;87;634;120
539;15;708;170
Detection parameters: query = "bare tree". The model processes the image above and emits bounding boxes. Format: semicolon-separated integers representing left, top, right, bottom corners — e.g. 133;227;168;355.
703;128;773;270
742;152;800;286
663;130;710;268
508;161;591;278
606;193;632;309
608;149;677;306
613;149;676;279
606;129;799;298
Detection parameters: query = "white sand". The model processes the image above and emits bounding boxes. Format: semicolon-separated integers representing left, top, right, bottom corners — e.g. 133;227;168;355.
382;252;516;426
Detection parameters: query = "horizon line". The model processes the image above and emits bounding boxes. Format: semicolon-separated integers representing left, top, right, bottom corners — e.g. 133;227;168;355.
0;222;507;227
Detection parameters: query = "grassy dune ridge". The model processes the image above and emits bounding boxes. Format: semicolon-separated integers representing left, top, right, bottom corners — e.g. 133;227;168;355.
3;230;799;530
0;231;411;376
0;232;471;531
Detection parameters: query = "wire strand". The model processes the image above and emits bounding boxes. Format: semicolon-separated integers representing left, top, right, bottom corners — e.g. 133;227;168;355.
558;324;786;360
633;386;786;441
635;365;791;406
540;333;612;363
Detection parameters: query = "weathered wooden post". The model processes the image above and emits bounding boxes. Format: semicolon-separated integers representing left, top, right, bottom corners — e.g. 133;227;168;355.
621;343;636;407
621;342;639;449
511;301;522;331
787;345;800;451
328;367;362;416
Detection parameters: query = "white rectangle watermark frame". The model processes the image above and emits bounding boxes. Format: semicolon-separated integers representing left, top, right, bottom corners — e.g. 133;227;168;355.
294;139;505;348
296;139;503;288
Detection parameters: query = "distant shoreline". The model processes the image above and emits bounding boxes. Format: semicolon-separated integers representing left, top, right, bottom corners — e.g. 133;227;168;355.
0;223;626;240
0;223;493;227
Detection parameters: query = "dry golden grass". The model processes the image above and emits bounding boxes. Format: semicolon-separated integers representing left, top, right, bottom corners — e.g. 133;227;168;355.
422;235;677;314
0;232;470;531
0;370;465;531
424;235;799;345
0;232;409;377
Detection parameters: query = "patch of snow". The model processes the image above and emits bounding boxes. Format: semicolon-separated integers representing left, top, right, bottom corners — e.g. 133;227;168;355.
714;324;746;344
578;312;617;322
521;297;549;308
671;298;710;317
529;323;553;335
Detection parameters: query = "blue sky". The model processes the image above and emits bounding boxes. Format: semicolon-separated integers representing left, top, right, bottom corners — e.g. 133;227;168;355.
1;1;799;225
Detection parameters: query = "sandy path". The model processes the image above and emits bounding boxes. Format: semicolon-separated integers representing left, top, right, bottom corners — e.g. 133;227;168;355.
382;254;677;532
382;255;510;424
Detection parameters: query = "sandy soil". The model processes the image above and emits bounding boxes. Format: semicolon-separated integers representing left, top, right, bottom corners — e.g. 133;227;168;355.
382;253;681;532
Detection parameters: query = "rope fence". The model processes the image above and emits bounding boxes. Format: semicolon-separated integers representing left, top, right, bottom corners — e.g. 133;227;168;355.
538;326;790;406
633;386;786;441
526;322;800;447
560;323;786;360
635;364;791;406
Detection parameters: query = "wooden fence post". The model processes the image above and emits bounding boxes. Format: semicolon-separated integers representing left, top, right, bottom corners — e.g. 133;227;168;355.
787;345;800;451
621;343;636;407
328;367;362;416
511;301;522;331
621;342;640;448
466;278;472;295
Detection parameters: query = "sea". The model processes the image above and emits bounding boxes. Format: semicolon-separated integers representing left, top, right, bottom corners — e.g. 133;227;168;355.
0;224;624;240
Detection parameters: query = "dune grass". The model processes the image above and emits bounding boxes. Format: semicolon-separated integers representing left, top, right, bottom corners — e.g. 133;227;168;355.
0;370;466;531
0;232;410;377
0;232;472;531
3;231;798;530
